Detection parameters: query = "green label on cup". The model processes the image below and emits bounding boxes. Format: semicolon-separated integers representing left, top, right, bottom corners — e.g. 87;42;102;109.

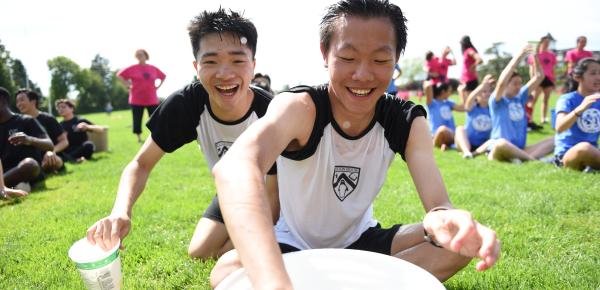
75;251;119;270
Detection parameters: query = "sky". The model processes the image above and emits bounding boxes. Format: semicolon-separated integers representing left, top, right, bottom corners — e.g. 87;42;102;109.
1;0;599;98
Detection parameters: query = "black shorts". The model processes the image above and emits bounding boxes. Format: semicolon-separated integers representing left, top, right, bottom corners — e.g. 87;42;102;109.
464;79;479;91
279;223;402;255
540;77;555;89
202;195;224;224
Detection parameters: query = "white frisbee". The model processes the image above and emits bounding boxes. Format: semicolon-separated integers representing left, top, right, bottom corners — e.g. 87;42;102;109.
216;248;445;290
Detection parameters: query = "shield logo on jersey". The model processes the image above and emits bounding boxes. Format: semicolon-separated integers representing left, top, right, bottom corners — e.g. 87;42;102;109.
332;166;360;202
215;141;233;158
577;108;600;133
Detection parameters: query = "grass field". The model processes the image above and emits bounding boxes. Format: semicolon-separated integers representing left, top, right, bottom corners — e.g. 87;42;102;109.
1;94;599;289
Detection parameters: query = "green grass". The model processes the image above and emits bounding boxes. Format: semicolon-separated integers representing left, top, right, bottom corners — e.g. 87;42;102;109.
1;95;599;289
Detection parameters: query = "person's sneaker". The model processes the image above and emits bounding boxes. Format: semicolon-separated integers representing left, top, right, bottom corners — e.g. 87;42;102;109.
14;182;31;193
583;166;598;173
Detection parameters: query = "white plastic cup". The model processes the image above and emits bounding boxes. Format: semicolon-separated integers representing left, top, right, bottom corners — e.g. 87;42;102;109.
68;238;122;290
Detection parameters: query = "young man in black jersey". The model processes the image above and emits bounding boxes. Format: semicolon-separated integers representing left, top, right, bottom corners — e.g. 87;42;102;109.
16;89;69;172
55;99;105;163
211;1;501;289
86;8;279;261
0;87;53;190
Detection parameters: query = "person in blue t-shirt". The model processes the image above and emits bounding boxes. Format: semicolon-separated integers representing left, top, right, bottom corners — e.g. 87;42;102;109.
554;57;600;171
386;63;402;96
425;80;464;150
488;45;554;162
455;74;495;159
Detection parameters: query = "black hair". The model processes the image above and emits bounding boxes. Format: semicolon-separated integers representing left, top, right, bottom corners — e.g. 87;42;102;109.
0;87;9;104
253;73;271;83
433;82;449;99
55;98;75;109
509;71;521;81
460;35;477;54
425;51;434;61
568;57;600;92
320;0;408;59
577;36;587;43
188;8;258;60
15;88;41;108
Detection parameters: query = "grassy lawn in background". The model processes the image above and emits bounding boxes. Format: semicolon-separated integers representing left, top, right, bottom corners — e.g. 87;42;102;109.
1;93;599;289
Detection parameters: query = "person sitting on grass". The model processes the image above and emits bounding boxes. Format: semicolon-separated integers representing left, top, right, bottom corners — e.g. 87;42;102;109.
0;87;53;191
0;158;28;200
425;81;464;151
553;57;600;171
454;74;495;159
55;99;104;163
488;45;554;163
210;1;500;289
86;8;279;261
16;89;69;172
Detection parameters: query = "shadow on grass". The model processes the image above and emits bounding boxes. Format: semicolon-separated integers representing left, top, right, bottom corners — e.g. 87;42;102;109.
0;196;25;208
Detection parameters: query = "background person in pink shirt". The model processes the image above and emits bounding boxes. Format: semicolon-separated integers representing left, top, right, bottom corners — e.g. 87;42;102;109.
118;49;166;143
458;36;483;104
424;51;441;84
565;36;593;93
527;36;557;124
437;46;456;84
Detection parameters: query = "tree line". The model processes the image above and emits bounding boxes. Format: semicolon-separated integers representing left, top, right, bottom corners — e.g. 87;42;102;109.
0;39;128;114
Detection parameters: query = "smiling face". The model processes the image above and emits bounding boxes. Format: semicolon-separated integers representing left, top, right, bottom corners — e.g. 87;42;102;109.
16;93;36;114
194;32;255;118
576;62;600;95
323;16;396;118
506;75;523;98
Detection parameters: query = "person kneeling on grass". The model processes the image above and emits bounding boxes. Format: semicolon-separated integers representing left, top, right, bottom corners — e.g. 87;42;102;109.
553;57;600;171
86;8;279;261
210;1;500;289
55;99;105;163
425;80;465;151
455;74;495;159
0;87;53;192
16;89;69;172
488;44;554;163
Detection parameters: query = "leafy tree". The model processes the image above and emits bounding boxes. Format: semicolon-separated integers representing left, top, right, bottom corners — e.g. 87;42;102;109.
107;71;128;110
479;42;529;82
47;56;80;102
10;58;29;89
0;39;16;96
74;68;107;113
398;57;425;90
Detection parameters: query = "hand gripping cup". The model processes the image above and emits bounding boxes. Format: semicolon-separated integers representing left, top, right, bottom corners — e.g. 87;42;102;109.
68;238;122;290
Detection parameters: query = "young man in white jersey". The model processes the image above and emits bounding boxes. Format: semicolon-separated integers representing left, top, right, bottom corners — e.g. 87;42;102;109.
210;0;500;289
86;8;279;260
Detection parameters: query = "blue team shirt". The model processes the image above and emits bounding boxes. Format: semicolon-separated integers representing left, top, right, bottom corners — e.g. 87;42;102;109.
489;86;529;149
466;104;492;147
427;98;456;134
554;91;600;156
386;64;401;94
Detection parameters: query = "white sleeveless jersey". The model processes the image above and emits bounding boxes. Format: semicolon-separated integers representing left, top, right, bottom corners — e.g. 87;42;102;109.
147;82;273;171
275;85;426;250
